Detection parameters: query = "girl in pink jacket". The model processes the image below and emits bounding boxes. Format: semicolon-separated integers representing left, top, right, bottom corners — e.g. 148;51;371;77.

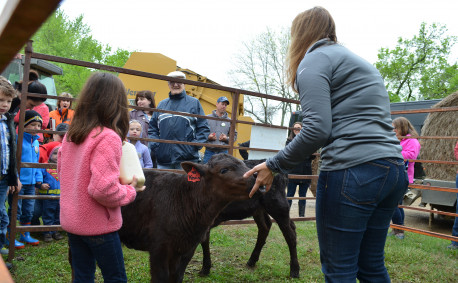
390;117;421;239
58;72;144;282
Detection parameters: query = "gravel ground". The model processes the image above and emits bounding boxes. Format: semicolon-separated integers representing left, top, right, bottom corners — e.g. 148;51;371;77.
288;190;454;235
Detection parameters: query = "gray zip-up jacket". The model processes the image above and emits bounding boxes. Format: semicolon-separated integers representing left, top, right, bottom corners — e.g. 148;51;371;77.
205;110;237;152
267;39;402;173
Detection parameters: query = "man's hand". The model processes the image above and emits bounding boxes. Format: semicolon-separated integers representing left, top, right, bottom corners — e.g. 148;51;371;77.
208;133;217;141
219;133;228;142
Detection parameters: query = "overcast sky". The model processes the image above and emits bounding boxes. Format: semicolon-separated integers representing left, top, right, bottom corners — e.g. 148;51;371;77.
1;0;457;86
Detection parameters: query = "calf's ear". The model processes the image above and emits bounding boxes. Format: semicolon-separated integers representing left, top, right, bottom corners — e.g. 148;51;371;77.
181;162;207;176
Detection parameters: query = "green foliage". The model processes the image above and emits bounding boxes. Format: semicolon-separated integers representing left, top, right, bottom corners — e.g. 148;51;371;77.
375;22;458;102
6;222;457;282
30;9;131;96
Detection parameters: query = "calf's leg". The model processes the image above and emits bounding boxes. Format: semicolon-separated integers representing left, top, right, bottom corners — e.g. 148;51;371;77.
199;230;212;276
148;248;170;283
175;248;198;282
247;209;272;267
265;203;300;278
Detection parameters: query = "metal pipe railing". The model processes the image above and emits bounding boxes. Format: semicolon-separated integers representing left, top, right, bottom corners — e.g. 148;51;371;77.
7;40;458;264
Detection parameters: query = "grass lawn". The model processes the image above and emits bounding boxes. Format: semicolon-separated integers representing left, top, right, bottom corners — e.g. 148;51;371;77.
4;221;458;282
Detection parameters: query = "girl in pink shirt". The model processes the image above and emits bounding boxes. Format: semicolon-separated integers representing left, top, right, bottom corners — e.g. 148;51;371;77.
58;72;144;282
390;117;421;239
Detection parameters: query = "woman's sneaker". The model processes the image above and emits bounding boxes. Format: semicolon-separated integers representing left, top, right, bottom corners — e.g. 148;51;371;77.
395;232;405;240
447;243;458;250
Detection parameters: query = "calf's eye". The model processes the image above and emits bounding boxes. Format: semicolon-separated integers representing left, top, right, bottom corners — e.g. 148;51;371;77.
220;168;228;174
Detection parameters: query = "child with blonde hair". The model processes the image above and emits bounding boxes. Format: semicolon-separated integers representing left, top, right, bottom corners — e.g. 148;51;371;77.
128;120;153;168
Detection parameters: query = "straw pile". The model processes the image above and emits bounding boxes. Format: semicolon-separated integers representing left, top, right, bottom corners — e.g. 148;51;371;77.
420;91;458;181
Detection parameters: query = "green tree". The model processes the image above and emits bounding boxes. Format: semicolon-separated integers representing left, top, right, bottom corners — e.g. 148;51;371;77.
31;9;131;96
229;27;296;126
375;22;458;102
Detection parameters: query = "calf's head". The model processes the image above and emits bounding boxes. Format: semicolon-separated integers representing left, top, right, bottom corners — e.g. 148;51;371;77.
181;154;254;201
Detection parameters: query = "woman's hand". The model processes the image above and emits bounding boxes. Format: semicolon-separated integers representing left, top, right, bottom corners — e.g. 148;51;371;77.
130;175;145;192
243;162;274;198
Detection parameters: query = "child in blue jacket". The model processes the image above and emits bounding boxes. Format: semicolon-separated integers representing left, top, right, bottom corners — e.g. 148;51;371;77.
8;110;43;246
34;146;63;242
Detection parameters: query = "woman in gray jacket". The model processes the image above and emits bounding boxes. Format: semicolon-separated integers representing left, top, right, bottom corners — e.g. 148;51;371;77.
245;7;408;282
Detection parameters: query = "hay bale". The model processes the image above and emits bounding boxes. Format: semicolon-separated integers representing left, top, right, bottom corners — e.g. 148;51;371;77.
420;91;458;181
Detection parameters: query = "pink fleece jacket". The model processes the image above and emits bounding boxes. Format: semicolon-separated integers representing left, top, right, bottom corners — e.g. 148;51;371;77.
58;127;137;236
400;134;421;183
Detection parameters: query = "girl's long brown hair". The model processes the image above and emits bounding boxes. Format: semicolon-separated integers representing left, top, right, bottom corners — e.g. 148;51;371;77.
286;6;337;92
135;90;156;115
392;117;419;137
66;72;129;144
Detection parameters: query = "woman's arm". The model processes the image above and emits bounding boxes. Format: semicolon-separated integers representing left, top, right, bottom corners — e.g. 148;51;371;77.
267;51;332;173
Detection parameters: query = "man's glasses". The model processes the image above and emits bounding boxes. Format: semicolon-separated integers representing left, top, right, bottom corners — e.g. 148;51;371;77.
168;81;183;86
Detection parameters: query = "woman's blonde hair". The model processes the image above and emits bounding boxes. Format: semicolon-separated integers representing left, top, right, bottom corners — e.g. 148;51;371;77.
66;72;129;144
286;6;337;92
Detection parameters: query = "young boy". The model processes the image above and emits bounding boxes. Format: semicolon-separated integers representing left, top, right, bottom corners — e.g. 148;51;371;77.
35;147;63;242
8;110;43;247
32;123;68;226
0;76;21;269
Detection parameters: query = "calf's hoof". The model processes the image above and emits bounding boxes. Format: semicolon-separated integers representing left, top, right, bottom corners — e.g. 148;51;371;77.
198;268;210;277
290;270;300;278
246;259;257;268
290;265;300;278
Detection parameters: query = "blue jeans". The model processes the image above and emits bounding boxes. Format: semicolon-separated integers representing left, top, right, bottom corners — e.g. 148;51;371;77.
203;149;228;164
316;158;408;283
287;180;310;208
68;231;127;282
8;184;35;223
0;178;9;247
451;173;458;246
33;198;60;235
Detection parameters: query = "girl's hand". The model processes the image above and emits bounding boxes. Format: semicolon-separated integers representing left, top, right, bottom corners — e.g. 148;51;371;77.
41;183;50;190
130;175;145;192
243;162;274;198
